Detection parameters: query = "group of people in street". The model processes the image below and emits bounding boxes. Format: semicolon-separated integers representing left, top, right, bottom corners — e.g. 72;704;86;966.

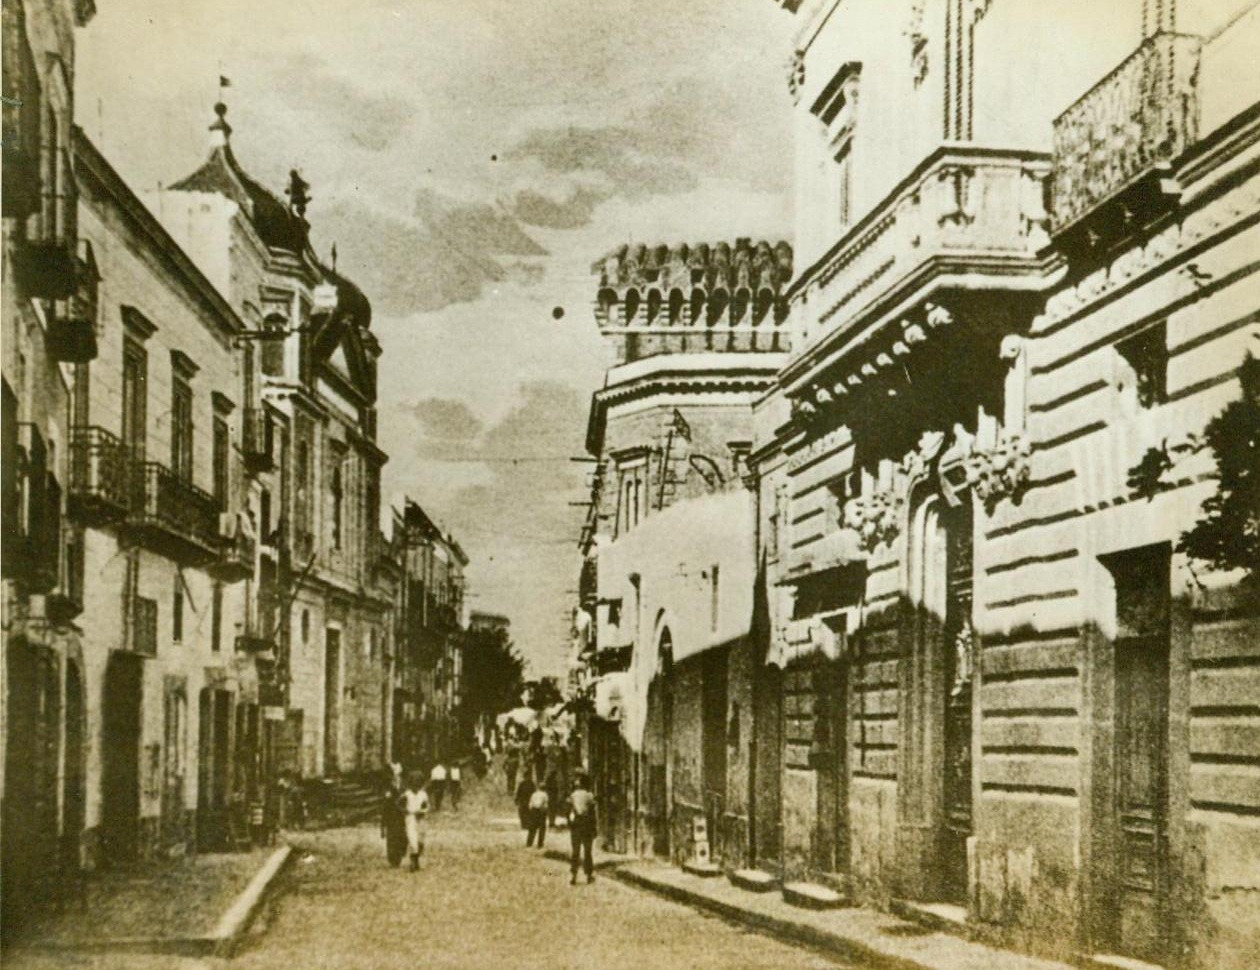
514;764;598;885
380;758;463;871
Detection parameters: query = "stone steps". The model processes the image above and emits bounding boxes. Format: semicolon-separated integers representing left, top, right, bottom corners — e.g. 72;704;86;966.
729;868;778;893
782;881;845;910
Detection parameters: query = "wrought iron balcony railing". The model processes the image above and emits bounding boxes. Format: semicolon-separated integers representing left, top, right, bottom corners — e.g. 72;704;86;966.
127;461;221;566
68;426;130;524
1051;32;1202;235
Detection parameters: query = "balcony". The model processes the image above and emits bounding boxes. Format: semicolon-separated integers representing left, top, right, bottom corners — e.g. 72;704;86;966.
47;244;100;362
208;512;257;583
786;146;1053;390
126;462;221;566
13;237;79;301
1051;32;1202;256
241;407;276;474
68;426;129;524
7;424;61;593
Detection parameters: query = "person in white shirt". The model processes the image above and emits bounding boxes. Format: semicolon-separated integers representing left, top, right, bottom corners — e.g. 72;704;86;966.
402;773;430;871
526;785;550;848
448;763;462;811
429;761;447;810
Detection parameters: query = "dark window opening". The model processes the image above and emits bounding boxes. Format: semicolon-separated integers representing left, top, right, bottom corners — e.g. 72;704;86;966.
1117;322;1168;409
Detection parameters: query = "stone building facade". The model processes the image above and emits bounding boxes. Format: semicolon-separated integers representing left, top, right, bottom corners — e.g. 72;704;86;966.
575;240;793;864
1;0;98;935
153;105;395;779
392;498;468;768
572;5;1260;969
748;1;1260;967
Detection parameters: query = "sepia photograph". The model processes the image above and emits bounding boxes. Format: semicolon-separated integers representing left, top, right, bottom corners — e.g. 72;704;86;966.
2;1;1259;968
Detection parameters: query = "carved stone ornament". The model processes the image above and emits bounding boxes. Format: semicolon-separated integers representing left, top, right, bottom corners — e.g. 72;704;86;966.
963;430;1032;507
949;619;974;700
843;487;904;553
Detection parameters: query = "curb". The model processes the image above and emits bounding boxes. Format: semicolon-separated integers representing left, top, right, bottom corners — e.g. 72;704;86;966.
541;846;625;871
211;843;295;957
27;844;295;958
611;866;932;970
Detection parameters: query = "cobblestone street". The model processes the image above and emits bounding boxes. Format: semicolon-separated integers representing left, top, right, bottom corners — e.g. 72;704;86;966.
232;776;849;970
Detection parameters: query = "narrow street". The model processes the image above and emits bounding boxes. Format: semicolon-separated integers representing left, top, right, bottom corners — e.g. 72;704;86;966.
232;774;849;970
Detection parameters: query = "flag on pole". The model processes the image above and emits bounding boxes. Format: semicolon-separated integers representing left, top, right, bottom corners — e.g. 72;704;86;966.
671;408;691;442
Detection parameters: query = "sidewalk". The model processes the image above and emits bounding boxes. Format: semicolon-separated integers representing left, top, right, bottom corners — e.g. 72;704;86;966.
591;857;1077;970
11;844;292;960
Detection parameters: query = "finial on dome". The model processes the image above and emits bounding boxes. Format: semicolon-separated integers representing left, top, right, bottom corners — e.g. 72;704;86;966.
209;99;232;148
286;169;311;217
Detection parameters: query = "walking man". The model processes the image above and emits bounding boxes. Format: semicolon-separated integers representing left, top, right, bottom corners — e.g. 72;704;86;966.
525;785;549;848
567;772;597;885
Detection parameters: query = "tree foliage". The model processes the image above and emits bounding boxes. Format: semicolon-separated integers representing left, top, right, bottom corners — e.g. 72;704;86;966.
461;626;525;720
524;677;563;711
1180;353;1260;584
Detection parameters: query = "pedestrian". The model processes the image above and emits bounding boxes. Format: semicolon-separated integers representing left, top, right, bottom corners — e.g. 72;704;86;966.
544;769;561;828
526;785;549;848
429;760;447;811
567;772;597;885
505;742;520;795
380;762;406;868
402;771;430;871
515;773;536;832
448;761;462;811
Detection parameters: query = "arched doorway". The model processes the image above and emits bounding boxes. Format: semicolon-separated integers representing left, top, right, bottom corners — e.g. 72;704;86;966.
643;628;673;858
900;489;975;903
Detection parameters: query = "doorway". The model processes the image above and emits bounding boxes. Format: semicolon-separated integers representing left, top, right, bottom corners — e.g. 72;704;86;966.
102;652;143;865
701;646;729;856
324;628;341;775
902;494;974;903
2;640;62;930
643;628;673;858
197;687;233;851
1103;544;1172;962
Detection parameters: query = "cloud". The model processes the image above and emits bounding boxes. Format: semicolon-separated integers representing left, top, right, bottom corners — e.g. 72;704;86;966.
312;193;547;317
505;125;698;201
404;398;485;460
512;185;606;230
266;51;411;153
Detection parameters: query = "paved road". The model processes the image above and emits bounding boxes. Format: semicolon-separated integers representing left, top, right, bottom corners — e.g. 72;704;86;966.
7;772;850;970
233;774;847;970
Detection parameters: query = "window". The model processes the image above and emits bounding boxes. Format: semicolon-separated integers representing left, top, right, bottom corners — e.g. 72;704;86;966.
710;564;720;632
121;340;147;460
172;579;184;643
1116;322;1168;410
171;376;193;482
783;665;817;769
261;314;286;377
211;583;223;652
331;460;343;550
835;142;852;228
301;609;310;644
615;458;648;537
259;488;272;544
212;416;229;510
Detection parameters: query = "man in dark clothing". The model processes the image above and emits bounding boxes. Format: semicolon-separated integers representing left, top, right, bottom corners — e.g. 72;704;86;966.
567;773;597;885
514;774;536;832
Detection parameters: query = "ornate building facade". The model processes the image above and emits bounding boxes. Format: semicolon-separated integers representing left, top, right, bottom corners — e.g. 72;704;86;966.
746;1;1260;967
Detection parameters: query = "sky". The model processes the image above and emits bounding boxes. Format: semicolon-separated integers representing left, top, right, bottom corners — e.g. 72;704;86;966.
76;0;796;675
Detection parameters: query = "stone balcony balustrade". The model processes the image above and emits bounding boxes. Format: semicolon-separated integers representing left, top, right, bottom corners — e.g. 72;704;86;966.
784;146;1053;396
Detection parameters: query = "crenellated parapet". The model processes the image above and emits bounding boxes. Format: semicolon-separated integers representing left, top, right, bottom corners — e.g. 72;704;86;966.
592;239;793;362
